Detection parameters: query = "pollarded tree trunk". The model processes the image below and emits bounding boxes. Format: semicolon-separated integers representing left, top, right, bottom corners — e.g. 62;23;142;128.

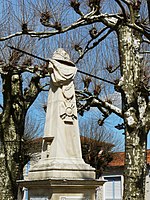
0;73;26;200
0;117;22;200
0;68;42;199
118;25;149;200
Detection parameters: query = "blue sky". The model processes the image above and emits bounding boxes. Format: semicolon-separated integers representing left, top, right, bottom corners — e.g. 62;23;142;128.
148;133;150;149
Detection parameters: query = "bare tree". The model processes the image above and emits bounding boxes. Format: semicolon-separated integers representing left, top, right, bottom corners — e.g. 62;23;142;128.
79;116;123;177
0;0;149;199
0;46;46;199
0;28;51;200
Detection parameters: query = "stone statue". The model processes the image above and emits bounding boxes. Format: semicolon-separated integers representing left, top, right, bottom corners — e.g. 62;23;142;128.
43;48;82;160
21;50;104;200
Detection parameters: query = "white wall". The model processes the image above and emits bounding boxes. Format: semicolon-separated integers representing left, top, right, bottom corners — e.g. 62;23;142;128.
101;170;150;200
145;170;150;200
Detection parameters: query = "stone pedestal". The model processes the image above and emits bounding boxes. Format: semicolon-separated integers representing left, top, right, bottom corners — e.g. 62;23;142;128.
18;178;104;200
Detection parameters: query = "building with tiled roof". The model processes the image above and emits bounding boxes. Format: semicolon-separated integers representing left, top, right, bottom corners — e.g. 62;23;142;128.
101;150;150;200
108;152;125;167
108;150;150;167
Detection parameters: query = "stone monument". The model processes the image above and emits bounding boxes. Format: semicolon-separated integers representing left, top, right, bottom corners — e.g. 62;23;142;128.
18;49;104;200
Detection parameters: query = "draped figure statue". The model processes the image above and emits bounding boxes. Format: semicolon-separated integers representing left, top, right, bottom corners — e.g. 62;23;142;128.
28;48;95;180
43;48;82;160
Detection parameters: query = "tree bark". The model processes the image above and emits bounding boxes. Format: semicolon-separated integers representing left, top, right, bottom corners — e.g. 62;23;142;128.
0;73;25;200
0;119;21;200
117;25;149;200
0;69;41;199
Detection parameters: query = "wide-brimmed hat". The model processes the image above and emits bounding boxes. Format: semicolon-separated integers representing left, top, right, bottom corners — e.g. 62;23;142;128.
52;48;74;65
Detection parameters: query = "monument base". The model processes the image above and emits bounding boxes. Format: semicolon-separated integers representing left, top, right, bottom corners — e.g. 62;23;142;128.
27;157;96;180
18;178;105;200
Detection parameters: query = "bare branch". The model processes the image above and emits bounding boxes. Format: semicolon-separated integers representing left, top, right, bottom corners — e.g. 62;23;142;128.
76;90;122;118
75;26;108;55
76;29;114;63
139;51;150;54
86;26;109;48
92;98;122;118
40;83;50;91
120;0;130;6
70;0;84;16
147;0;150;22
24;76;42;108
94;104;110;120
0;32;23;41
0;11;121;42
115;123;125;130
127;22;150;40
36;13;120;39
114;0;127;20
0;104;3;110
142;39;150;44
106;65;120;73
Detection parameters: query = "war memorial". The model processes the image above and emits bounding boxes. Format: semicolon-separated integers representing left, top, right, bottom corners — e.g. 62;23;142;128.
18;48;104;200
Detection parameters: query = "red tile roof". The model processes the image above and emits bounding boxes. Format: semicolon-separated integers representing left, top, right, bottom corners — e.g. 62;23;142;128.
108;152;125;167
147;150;150;164
108;150;150;167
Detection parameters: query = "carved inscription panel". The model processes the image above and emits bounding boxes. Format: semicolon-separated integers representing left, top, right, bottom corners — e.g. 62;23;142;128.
60;196;89;200
30;197;48;200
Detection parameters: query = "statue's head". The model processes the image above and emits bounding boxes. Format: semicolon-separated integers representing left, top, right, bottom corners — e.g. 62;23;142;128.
52;48;74;66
